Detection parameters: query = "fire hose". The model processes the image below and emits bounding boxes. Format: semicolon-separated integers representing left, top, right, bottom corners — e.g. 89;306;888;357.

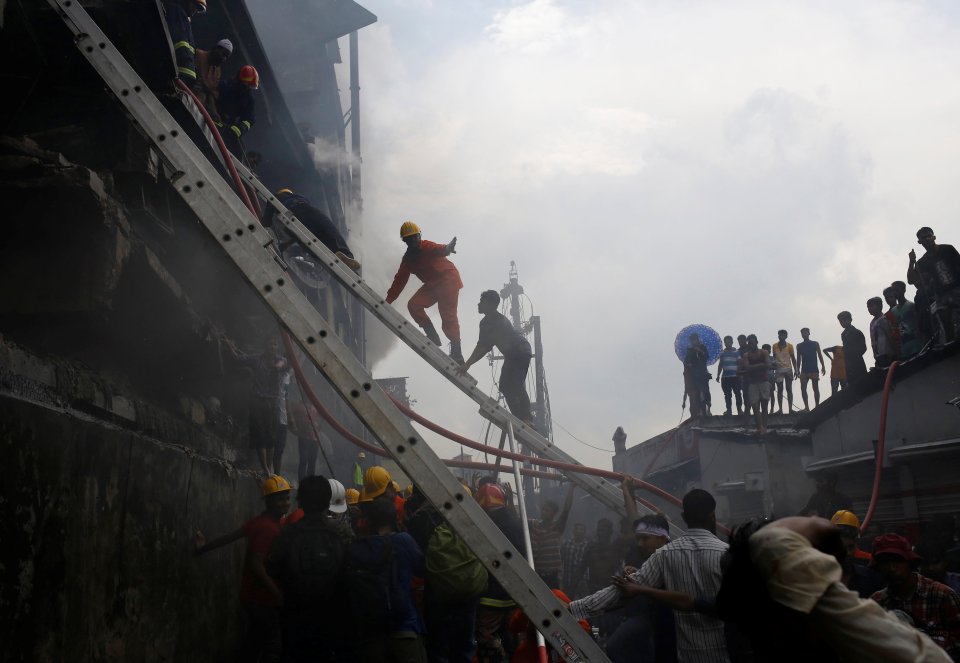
860;361;900;535
174;80;261;217
278;331;703;528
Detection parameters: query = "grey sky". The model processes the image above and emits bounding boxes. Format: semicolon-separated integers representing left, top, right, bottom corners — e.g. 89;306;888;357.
320;0;960;471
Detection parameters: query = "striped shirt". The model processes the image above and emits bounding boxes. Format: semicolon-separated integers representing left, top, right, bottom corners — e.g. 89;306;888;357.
717;349;740;378
569;528;730;663
529;519;564;575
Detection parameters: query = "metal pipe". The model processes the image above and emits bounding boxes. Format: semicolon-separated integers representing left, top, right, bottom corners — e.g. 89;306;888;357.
506;421;548;660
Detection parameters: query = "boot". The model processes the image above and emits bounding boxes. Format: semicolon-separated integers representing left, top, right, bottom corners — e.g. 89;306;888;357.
449;340;464;364
335;251;361;272
421;322;442;346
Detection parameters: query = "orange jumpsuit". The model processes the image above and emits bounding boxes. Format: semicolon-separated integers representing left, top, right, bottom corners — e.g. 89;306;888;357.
386;240;463;342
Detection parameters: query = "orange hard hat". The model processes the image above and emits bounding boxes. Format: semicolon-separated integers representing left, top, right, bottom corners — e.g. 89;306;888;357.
238;65;260;90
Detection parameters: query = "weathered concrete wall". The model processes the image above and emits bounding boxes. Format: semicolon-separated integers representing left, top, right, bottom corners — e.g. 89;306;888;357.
0;348;262;662
0;135;274;660
809;352;960;461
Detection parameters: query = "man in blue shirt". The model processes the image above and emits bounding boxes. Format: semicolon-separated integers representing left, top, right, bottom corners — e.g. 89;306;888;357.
796;328;826;410
715;335;743;416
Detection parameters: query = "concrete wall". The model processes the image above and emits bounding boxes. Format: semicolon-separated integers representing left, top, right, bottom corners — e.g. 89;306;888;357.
0;347;262;662
809;353;960;461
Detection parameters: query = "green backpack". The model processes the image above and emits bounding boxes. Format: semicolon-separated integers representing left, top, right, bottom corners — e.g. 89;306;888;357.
425;523;489;604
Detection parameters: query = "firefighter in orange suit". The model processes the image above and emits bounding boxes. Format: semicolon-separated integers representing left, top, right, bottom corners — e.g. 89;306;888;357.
386;221;464;363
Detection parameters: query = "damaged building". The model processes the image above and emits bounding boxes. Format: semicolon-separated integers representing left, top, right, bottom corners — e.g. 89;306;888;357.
616;345;960;537
0;0;375;657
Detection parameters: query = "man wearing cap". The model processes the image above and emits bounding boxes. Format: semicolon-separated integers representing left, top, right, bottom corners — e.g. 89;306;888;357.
358;466;402;535
871;533;960;658
831;510;885;598
194;38;232;115
475;483;526;662
386;221;465;363
194;475;291;662
217;65;259;156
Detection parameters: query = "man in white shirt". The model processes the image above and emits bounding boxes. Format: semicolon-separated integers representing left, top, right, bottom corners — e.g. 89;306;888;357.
569;489;730;663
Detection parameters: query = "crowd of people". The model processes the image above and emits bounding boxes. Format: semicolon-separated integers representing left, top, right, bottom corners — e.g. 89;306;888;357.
682;226;959;431
195;466;960;662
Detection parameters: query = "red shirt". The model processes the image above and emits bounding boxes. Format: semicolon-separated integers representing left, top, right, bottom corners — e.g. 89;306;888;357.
386;240;463;303
239;512;283;606
284;508;305;525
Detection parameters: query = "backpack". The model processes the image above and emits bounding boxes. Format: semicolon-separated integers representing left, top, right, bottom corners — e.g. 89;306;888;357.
425;523;488;605
346;535;398;634
282;518;346;606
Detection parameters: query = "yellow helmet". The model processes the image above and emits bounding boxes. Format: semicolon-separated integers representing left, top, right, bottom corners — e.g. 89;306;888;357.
277;188;294;196
345;488;360;505
400;221;421;239
360;466;392;502
831;509;861;529
261;474;292;497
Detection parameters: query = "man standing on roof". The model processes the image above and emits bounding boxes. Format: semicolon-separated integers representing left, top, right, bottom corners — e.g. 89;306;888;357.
162;0;206;86
771;330;798;414
837;311;868;385
217;65;258;157
909;227;960;343
715;335;743;416
261;189;361;271
796;328;826;410
457;290;533;423
740;334;771;435
386;221;465;363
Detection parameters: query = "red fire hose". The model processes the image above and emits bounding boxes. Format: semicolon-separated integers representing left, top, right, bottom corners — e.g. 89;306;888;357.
860;361;900;535
278;331;702;526
175;80;259;216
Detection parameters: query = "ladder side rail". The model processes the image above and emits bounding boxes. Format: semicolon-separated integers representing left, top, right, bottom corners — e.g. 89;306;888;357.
48;3;610;658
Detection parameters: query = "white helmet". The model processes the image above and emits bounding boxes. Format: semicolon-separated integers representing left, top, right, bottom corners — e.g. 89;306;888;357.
328;478;347;514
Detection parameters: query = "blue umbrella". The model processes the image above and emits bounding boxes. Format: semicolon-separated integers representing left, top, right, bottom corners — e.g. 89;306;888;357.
674;324;722;365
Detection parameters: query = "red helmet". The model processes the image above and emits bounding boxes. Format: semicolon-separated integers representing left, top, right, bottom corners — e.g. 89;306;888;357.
191;0;206;12
477;484;506;509
238;65;260;90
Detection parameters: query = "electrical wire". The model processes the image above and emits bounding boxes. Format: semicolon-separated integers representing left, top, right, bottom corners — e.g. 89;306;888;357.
552;419;615;453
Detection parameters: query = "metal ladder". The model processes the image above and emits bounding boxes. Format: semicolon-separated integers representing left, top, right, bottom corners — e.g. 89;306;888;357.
47;1;610;658
229;140;685;540
235;142;682;513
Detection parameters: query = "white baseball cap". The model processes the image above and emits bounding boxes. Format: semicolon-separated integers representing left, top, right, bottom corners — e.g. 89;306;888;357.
216;38;234;55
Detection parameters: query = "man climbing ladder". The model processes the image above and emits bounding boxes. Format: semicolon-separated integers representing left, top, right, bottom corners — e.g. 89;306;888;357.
387;221;464;363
